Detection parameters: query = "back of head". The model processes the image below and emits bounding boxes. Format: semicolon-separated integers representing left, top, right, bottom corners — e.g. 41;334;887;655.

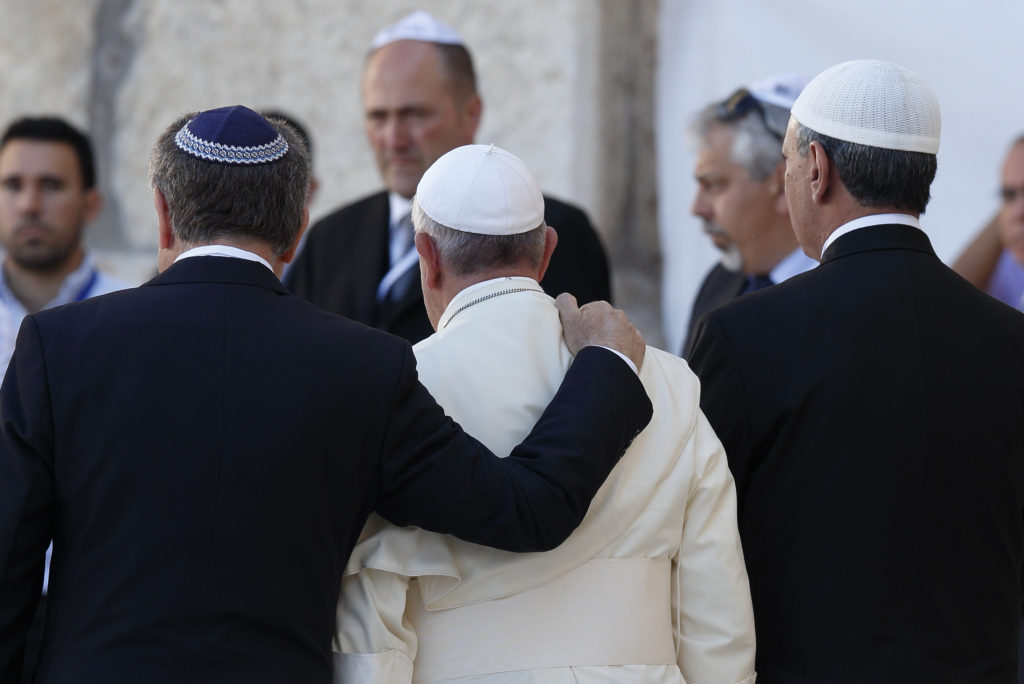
691;73;806;181
412;144;547;275
1;116;96;189
148;105;310;256
790;59;940;214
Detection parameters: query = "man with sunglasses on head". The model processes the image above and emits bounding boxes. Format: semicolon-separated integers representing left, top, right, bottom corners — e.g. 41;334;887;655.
683;74;816;358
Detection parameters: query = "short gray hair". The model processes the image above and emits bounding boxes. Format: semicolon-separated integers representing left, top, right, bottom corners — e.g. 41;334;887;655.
411;199;547;276
795;123;936;215
148;112;311;256
690;102;787;181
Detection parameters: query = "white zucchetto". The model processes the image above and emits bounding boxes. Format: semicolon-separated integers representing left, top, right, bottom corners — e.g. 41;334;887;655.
416;144;545;236
370;10;464;49
790;59;941;154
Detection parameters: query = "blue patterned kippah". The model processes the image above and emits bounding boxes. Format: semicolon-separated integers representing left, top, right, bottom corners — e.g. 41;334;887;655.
175;105;288;165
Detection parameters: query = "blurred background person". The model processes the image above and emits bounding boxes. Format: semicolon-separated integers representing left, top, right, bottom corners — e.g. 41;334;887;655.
682;73;814;357
953;135;1024;310
262;111;320;286
0;116;127;378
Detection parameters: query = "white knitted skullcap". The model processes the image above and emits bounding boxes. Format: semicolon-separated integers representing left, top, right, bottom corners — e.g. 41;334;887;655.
416;144;544;235
791;59;941;154
371;10;464;49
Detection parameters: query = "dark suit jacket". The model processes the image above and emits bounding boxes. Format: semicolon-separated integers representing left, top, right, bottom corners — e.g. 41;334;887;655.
681;262;746;358
0;256;650;684
286;191;612;344
689;225;1024;683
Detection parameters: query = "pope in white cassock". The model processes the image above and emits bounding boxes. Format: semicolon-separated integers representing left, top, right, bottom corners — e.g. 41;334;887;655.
333;144;757;683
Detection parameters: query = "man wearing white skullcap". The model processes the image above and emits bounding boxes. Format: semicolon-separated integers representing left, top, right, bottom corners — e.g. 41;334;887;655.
683;72;817;358
689;59;1024;682
333;144;757;684
287;10;611;345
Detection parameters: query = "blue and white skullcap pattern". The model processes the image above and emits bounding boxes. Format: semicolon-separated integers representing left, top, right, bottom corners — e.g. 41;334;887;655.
175;105;289;165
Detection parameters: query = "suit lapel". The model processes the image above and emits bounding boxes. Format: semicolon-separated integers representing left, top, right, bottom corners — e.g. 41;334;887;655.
351;193;393;325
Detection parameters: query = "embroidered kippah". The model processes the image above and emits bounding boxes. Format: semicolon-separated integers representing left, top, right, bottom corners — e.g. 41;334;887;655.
175;105;289;165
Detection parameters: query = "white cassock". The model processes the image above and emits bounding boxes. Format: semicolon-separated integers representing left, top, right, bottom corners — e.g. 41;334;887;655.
333;276;756;684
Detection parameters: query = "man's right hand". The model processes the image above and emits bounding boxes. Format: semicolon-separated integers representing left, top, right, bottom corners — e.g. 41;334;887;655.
555;293;646;371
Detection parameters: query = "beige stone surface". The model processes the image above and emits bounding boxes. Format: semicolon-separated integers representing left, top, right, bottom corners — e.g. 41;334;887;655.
0;1;95;129
0;0;661;341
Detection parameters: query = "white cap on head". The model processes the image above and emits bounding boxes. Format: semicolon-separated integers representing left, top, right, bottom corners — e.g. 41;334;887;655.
416;144;545;235
370;10;464;49
749;72;808;110
790;59;941;154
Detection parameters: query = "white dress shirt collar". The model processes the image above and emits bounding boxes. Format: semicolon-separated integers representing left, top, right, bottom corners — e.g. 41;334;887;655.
388;192;413;229
820;213;921;259
174;244;274;273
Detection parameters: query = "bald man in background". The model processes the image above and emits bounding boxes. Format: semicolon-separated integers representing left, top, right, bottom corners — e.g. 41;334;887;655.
287;11;610;343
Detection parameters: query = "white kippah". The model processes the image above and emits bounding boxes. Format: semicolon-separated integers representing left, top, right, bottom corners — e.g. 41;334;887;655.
749;72;808;110
791;59;941;154
416;144;545;236
371;10;464;49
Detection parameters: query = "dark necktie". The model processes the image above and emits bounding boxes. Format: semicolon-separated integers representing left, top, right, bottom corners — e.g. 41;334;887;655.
742;274;773;294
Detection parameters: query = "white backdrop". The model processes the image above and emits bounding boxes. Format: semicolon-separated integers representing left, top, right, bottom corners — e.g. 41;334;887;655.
657;0;1024;353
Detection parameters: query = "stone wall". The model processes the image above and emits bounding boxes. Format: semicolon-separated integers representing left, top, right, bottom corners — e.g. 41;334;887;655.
0;0;661;342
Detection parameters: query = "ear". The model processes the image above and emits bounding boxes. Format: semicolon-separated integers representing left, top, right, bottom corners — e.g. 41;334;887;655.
83;188;103;223
280;207;310;264
536;225;559;282
154;188;174;250
460;93;483;139
414;231;443;292
768;161;788;216
808;141;832;205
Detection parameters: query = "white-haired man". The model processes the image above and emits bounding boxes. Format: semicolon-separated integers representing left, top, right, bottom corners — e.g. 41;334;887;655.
689;60;1024;682
683;73;815;357
334;144;756;684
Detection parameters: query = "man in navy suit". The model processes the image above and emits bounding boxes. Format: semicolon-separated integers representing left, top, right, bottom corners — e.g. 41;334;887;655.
690;60;1024;683
287;11;611;344
0;106;651;684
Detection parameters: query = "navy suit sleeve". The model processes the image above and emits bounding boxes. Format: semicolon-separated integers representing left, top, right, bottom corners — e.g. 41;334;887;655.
687;314;754;508
0;318;55;683
374;346;651;552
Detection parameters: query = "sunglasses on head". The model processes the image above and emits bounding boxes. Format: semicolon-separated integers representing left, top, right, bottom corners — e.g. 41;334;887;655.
716;88;785;143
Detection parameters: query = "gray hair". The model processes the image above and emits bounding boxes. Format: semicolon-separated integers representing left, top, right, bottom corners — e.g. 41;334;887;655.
795;123;936;215
411;199;547;276
690;102;787;181
148;113;311;256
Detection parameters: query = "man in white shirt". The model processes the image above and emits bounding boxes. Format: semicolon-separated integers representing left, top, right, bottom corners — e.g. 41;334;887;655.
0;116;128;379
335;143;756;684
